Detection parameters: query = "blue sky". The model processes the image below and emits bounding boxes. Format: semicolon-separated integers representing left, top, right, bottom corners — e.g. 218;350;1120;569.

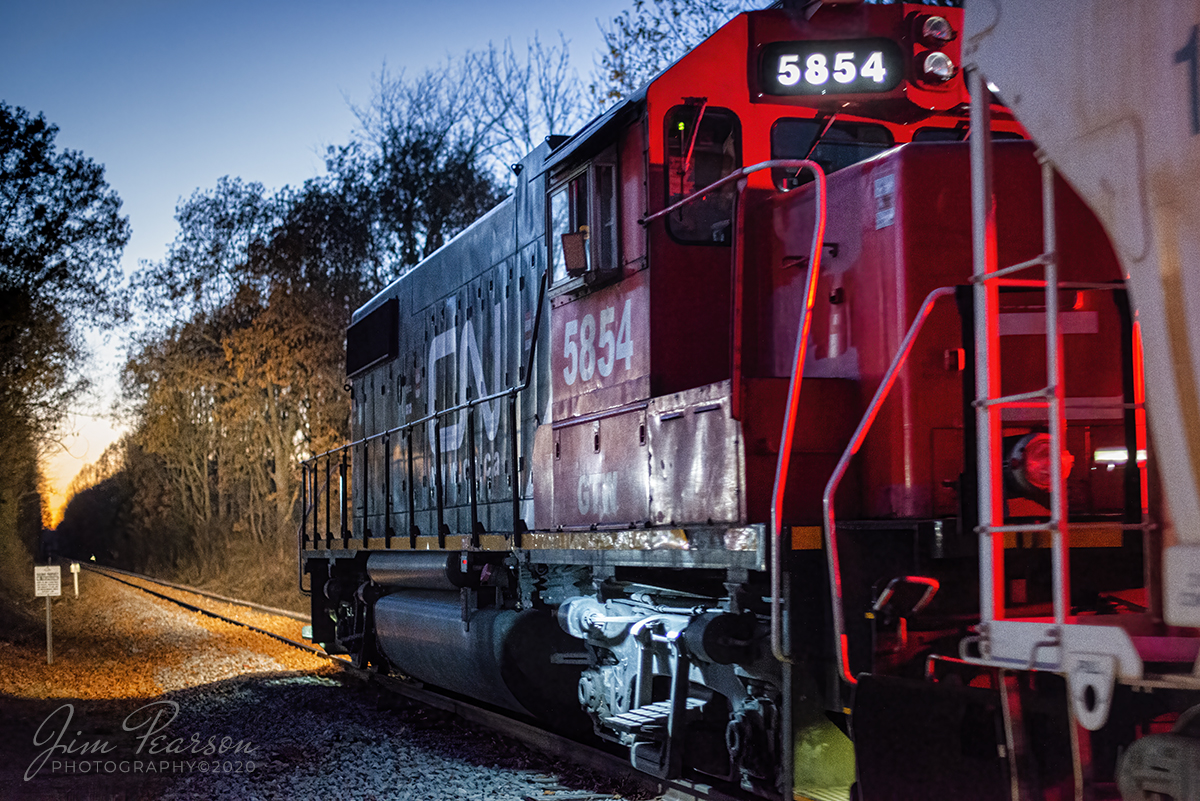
4;0;626;274
2;0;628;518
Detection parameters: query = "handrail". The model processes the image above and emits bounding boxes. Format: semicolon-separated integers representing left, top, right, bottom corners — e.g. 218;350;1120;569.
873;575;940;614
764;163;828;665
641;158;826;226
301;266;549;468
299;263;549;550
297;466;331;593
638;157;829;670
639;158;829;671
821;286;957;686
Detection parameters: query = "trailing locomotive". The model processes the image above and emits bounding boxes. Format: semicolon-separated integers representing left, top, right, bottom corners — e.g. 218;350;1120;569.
300;2;1199;799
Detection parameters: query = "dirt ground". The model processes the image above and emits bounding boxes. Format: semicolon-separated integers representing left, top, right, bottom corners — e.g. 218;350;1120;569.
0;569;335;800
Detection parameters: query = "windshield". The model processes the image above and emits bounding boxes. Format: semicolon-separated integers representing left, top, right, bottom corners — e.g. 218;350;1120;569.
771;118;894;189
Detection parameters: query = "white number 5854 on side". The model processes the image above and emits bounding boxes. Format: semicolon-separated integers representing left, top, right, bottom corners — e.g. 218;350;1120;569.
562;299;634;387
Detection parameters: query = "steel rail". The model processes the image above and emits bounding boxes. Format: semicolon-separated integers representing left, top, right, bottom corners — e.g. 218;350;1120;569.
80;563;338;661
85;562;309;621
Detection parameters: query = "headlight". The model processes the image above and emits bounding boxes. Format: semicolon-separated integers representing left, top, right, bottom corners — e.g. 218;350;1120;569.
922;51;957;83
920;15;956;46
1005;432;1075;500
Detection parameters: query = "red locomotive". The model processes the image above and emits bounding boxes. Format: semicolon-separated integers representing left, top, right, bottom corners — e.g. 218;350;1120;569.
302;3;1186;798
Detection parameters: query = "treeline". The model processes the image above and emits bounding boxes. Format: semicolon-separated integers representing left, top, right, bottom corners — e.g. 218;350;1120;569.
0;100;129;623
56;38;588;604
52;0;759;607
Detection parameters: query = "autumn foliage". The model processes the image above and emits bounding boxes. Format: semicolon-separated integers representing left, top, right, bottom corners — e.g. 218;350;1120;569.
59;175;394;605
53;5;756;607
58;76;508;605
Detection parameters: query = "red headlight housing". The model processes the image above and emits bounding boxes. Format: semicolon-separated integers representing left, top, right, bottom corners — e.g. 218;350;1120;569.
1006;432;1075;500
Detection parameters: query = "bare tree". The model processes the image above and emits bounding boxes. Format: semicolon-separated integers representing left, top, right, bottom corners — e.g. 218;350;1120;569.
132;177;278;320
352;34;587;188
591;0;762;107
472;34;589;170
336;39;588;274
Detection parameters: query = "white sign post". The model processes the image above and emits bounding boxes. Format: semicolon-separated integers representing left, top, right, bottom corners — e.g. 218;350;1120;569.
70;562;80;597
34;566;61;665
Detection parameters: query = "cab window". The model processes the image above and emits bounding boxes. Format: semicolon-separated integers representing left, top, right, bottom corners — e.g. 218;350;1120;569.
771;119;893;189
913;127;1025;142
913;126;965;142
665;105;741;244
549;150;619;286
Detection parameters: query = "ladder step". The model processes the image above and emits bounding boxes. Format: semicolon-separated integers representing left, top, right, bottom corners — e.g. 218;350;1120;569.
972;253;1051;283
975;388;1050;409
603;698;705;736
976;278;1124;291
978;522;1058;535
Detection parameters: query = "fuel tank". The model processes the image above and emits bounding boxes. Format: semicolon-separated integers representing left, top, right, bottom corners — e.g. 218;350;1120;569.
373;590;589;730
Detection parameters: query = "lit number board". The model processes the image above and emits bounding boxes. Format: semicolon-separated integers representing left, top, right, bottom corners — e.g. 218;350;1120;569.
760;39;905;96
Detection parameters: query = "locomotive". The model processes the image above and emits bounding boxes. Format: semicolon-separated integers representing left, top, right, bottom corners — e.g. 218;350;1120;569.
300;2;1198;798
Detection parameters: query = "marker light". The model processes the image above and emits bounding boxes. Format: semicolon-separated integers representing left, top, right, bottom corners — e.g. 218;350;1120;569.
922;52;957;83
920;16;956;46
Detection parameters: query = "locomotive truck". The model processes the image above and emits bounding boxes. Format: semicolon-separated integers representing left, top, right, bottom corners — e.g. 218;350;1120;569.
300;2;1200;798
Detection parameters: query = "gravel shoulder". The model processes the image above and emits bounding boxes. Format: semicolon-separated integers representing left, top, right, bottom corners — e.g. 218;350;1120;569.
0;569;659;801
0;568;332;700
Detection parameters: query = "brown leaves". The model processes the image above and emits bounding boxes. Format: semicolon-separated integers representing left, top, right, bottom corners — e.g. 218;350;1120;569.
0;571;331;701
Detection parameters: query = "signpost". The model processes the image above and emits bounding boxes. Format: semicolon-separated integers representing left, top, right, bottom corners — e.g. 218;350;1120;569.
70;562;80;597
34;566;61;665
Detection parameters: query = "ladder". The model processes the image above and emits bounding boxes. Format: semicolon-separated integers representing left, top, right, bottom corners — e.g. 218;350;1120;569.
968;70;1150;632
969;70;1072;627
967;69;1149;799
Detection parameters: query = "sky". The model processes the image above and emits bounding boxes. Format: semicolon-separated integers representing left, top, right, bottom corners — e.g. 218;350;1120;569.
3;0;628;524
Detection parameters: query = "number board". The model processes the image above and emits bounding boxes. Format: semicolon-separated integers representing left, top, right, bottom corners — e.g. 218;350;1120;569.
760;39;905;96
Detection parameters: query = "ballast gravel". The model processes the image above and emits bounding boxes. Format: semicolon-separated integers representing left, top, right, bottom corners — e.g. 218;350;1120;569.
0;569;658;801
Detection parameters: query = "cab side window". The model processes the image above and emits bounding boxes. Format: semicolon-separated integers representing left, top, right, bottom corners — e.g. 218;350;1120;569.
549;149;618;285
665;105;741;244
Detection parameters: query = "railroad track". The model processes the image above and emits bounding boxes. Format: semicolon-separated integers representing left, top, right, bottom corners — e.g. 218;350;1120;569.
79;563;334;661
82;562;309;620
79;563;753;801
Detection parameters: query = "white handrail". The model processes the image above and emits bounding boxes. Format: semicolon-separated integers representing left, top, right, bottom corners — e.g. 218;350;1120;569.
821;286;958;685
766;164;828;664
639;157;829;667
